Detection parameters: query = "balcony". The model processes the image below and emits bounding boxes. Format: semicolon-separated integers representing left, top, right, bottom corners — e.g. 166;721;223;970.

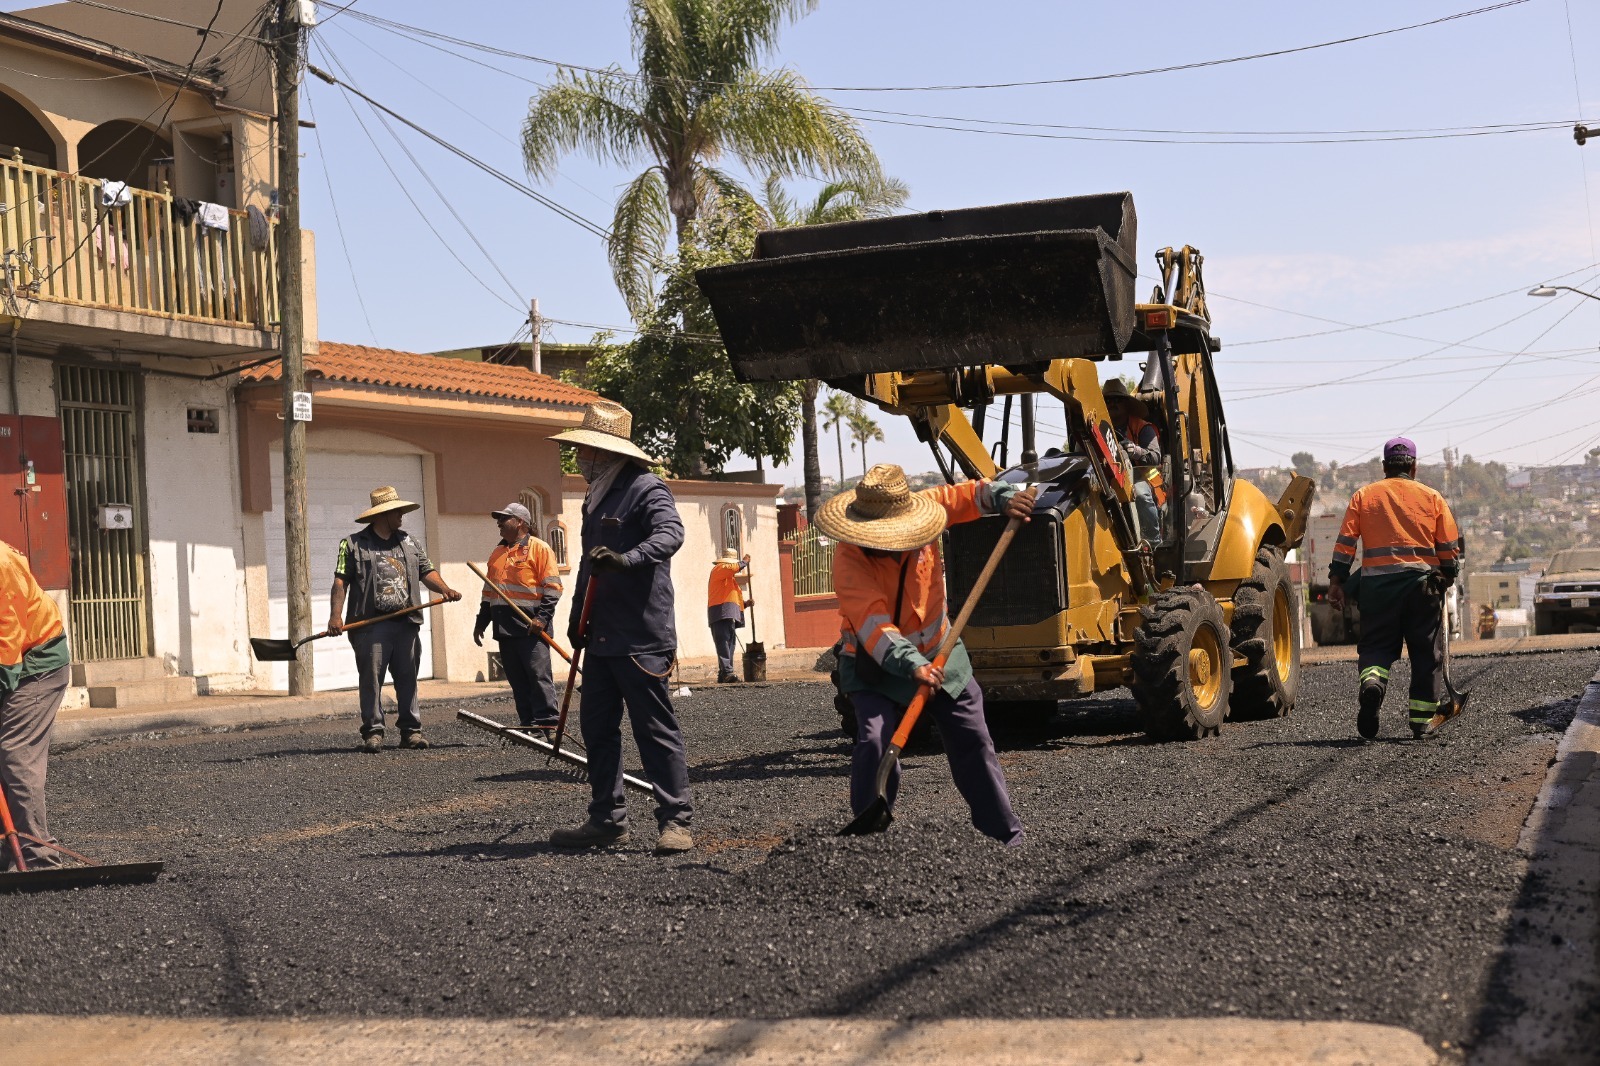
0;153;280;358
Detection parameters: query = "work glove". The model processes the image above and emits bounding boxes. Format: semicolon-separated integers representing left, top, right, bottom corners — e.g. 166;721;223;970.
589;546;631;572
472;622;487;647
1425;570;1453;595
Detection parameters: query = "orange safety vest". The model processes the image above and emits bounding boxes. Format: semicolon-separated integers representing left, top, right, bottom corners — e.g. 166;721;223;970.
707;561;746;611
481;535;562;613
835;482;987;663
1;539;66;690
1332;477;1461;577
1126;413;1168;505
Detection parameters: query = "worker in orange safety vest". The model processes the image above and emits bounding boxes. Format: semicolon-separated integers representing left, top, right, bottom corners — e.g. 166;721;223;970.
0;539;72;871
706;548;750;683
1327;437;1462;740
822;463;1038;845
474;502;564;732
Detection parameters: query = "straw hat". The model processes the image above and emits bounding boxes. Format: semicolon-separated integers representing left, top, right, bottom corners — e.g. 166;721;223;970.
718;548;741;565
357;486;419;523
815;464;947;552
1101;378;1147;418
549;400;656;465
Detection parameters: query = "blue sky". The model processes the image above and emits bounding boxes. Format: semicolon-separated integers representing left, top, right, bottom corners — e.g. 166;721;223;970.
11;1;1599;488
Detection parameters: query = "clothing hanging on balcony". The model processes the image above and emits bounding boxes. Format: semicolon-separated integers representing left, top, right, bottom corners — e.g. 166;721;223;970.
99;180;132;208
247;204;269;250
171;197;199;224
196;201;230;231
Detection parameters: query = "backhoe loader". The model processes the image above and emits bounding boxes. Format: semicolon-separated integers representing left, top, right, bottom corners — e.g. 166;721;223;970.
697;192;1314;740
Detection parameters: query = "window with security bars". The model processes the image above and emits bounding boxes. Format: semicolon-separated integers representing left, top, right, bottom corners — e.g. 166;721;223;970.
722;505;742;555
548;522;568;567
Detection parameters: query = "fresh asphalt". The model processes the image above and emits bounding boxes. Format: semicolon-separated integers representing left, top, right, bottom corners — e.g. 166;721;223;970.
0;650;1590;1059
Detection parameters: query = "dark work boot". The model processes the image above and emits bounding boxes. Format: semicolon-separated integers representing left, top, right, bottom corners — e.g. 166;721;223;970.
549;820;629;850
1357;680;1385;740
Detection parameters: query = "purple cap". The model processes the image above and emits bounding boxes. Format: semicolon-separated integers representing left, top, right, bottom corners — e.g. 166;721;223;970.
1383;437;1416;461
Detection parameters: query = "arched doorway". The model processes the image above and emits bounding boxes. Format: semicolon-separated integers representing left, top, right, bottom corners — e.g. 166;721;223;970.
0;89;60;169
77;119;172;191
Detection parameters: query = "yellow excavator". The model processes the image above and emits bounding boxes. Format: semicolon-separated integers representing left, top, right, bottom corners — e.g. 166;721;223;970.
697;192;1314;740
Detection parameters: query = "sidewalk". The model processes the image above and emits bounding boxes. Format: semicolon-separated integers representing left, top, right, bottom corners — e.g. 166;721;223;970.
49;647;835;749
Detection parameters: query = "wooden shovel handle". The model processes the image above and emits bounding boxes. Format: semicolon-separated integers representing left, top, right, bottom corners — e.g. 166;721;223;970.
329;597;449;638
466;560;574;665
886;515;1024;751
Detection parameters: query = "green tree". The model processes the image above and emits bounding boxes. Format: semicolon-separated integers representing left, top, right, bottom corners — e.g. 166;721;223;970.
821;391;857;485
761;172;909;519
584;199;800;477
1291;451;1316;479
522;0;882;315
848;407;884;475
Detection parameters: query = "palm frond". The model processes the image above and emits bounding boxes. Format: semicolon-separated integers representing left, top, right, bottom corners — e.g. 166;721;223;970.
608;167;672;317
522;68;650;181
695;165;759;219
762;172;796;228
805;173;909;224
700;68;882;183
704;0;820;79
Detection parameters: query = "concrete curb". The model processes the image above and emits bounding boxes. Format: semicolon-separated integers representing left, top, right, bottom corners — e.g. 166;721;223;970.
1467;668;1600;1063
0;1014;1438;1066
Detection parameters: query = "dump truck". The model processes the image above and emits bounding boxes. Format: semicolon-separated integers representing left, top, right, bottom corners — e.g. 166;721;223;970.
698;192;1314;740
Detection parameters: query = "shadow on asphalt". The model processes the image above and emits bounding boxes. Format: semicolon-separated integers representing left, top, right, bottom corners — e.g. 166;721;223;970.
207;742;475;763
1242;737;1412;750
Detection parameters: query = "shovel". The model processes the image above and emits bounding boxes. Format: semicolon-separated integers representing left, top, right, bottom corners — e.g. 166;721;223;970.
1425;583;1470;736
249;598;448;661
740;559;766;683
840;510;1026;836
465;561;578;669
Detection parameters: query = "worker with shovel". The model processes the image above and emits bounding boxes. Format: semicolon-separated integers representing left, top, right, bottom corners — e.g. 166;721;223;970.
707;549;751;683
1327;437;1463;740
0;540;71;872
474;502;563;733
328;487;462;753
824;464;1037;845
547;401;694;855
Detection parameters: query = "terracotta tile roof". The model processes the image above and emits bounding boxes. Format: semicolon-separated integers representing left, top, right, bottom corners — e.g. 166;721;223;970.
241;342;599;407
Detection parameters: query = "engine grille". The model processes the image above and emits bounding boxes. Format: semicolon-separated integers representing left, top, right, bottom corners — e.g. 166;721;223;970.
945;514;1064;628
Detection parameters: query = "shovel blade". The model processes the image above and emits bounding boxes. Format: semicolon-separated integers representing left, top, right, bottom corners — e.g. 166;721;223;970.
838;798;894;837
248;636;298;662
1425;690;1469;735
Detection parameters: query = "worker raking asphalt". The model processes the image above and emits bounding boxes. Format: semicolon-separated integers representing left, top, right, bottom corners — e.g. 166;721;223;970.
0;649;1586;1056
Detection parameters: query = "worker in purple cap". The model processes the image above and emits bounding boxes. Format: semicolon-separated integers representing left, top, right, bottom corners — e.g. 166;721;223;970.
1327;437;1463;739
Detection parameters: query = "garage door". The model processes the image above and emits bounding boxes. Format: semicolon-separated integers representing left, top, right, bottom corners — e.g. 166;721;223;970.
264;452;434;692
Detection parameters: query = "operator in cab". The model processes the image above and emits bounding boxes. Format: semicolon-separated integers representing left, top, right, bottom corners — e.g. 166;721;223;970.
1101;379;1166;544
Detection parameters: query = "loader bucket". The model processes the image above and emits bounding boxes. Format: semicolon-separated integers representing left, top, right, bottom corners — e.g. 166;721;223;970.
697;192;1138;382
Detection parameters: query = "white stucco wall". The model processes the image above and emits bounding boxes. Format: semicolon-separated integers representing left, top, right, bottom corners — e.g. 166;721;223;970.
141;374;254;688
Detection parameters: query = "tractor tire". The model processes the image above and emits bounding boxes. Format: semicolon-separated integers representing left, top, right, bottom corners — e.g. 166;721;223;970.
1131;586;1232;741
1228;546;1301;720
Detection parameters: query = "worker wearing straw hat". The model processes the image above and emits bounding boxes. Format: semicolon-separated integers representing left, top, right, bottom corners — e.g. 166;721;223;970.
822;464;1037;845
707;548;751;683
328;486;462;753
547;401;694;855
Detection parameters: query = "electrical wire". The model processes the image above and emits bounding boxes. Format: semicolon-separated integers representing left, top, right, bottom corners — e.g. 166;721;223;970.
341;2;1531;94
315;37;528;308
303;85;377;344
62;0;268;46
308;40;526;315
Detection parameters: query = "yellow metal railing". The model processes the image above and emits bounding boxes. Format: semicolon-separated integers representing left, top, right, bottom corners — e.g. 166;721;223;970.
789;525;836;598
0;153;278;330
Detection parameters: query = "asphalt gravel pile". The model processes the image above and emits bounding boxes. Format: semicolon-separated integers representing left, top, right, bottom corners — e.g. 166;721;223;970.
0;648;1589;1057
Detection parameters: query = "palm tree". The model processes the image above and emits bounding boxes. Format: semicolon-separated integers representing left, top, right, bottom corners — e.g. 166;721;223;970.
522;0;883;315
848;408;884;476
762;173;908;521
821;391;857;486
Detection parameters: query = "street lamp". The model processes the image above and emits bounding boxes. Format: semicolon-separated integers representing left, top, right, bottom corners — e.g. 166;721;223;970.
1529;284;1600;303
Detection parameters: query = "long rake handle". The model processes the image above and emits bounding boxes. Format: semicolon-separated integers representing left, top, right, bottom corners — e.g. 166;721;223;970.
466;561;576;666
0;778;29;872
885;515;1024;752
550;577;598;760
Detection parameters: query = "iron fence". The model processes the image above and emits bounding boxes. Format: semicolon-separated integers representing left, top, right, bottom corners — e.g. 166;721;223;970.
789;525;836;598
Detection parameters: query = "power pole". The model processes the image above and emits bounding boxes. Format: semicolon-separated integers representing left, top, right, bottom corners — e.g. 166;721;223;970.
529;297;541;375
275;0;313;695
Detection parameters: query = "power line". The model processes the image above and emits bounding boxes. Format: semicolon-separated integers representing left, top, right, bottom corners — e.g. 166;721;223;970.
341;2;1531;94
838;106;1574;138
62;0;267;46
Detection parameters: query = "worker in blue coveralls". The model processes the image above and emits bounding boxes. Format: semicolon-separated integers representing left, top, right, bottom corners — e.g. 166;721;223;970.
547;400;694;856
